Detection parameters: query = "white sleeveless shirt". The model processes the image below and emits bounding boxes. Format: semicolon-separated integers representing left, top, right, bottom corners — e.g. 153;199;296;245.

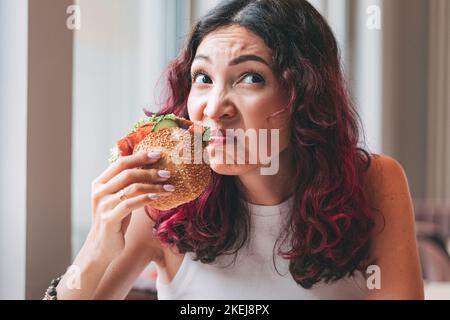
156;196;369;300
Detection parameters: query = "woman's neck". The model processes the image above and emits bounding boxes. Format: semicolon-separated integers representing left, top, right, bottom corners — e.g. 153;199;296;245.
237;147;296;206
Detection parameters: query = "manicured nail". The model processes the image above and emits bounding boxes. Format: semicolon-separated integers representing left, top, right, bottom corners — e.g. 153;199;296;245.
163;185;175;192
148;193;158;200
158;170;171;178
148;151;161;160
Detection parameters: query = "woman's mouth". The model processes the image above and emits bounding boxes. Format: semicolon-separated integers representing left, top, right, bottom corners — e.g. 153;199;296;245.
209;135;235;146
209;128;232;146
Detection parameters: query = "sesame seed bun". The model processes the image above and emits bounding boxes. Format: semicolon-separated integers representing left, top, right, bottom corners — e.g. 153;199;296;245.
133;127;211;210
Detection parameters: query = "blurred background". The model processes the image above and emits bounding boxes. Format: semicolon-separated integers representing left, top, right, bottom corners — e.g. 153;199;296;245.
0;0;449;299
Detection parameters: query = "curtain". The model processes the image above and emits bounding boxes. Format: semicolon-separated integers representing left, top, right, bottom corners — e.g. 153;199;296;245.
310;0;431;201
426;0;450;204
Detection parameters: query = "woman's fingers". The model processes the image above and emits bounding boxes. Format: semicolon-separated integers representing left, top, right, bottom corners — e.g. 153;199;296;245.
122;182;174;199
99;182;175;211
94;151;162;185
86;150;169;263
97;168;172;198
101;193;159;228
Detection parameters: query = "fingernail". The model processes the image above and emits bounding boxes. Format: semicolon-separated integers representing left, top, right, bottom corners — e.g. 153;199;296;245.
148;151;161;160
163;184;175;192
148;193;158;200
158;170;171;178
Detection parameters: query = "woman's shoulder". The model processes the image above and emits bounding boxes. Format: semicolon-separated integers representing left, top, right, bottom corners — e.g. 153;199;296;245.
367;153;405;172
362;153;414;238
363;153;410;202
360;156;424;299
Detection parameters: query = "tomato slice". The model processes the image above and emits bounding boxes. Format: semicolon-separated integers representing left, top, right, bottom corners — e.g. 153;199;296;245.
117;137;133;156
134;124;154;146
117;123;155;157
125;132;137;151
188;124;205;135
175;117;194;129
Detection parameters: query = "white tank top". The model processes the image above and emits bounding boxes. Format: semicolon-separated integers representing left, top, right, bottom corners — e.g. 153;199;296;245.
156;196;369;300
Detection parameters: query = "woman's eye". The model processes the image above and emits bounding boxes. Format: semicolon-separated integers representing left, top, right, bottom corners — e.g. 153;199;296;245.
241;73;265;84
192;73;212;84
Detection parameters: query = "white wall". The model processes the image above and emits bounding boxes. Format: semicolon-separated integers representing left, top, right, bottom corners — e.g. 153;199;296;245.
350;0;383;154
191;0;220;22
0;0;28;300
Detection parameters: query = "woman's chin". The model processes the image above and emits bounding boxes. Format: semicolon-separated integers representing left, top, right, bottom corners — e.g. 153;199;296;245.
206;145;261;175
209;160;259;176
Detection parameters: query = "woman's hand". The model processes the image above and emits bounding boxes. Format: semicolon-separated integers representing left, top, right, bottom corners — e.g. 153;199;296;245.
86;150;174;263
55;150;174;300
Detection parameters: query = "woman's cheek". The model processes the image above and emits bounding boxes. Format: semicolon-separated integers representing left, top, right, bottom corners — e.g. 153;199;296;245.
187;95;202;121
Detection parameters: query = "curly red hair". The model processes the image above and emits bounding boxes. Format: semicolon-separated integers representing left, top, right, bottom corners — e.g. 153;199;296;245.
146;0;376;289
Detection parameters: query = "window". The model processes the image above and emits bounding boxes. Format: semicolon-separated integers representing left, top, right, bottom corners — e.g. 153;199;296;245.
71;0;190;257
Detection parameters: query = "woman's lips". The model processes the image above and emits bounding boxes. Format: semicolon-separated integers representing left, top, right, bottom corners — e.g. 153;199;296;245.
209;128;227;146
209;130;237;146
209;136;227;145
210;128;227;136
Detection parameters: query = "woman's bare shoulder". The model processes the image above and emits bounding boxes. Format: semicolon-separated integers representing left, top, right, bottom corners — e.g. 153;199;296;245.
363;154;410;202
361;155;424;298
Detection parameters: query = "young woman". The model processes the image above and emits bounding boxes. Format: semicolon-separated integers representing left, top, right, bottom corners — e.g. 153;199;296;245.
53;0;424;299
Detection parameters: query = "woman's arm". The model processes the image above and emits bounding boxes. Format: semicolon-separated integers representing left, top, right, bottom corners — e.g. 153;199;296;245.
92;207;164;299
56;207;163;300
364;155;424;299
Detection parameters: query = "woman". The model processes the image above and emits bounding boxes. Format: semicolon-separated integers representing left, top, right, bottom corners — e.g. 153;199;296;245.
53;0;424;299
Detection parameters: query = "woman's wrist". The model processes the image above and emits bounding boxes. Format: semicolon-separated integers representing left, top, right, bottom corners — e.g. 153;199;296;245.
79;230;118;265
52;236;114;300
55;255;111;300
76;243;112;268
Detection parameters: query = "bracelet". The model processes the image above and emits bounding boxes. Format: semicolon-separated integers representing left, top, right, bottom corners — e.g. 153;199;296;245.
42;276;63;300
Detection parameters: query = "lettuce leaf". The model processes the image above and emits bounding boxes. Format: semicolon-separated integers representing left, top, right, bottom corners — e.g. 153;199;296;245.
108;146;120;164
202;127;211;143
129;114;178;134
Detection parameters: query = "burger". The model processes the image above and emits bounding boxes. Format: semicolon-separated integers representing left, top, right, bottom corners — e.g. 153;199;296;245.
109;113;212;211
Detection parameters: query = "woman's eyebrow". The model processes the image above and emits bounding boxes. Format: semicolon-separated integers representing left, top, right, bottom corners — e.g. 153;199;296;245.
193;54;270;66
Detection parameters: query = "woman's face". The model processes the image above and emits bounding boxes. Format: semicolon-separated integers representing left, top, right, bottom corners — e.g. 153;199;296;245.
187;25;290;176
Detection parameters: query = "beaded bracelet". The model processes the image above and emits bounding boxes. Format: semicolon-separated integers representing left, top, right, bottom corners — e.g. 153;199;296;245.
42;276;63;300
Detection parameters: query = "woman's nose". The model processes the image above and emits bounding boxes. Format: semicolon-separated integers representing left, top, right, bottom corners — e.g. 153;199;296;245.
203;89;236;121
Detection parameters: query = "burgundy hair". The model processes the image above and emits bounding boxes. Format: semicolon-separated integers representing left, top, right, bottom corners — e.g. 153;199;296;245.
147;0;376;289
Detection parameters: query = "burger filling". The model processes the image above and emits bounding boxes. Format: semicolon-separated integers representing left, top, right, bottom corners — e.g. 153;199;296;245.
109;114;211;164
